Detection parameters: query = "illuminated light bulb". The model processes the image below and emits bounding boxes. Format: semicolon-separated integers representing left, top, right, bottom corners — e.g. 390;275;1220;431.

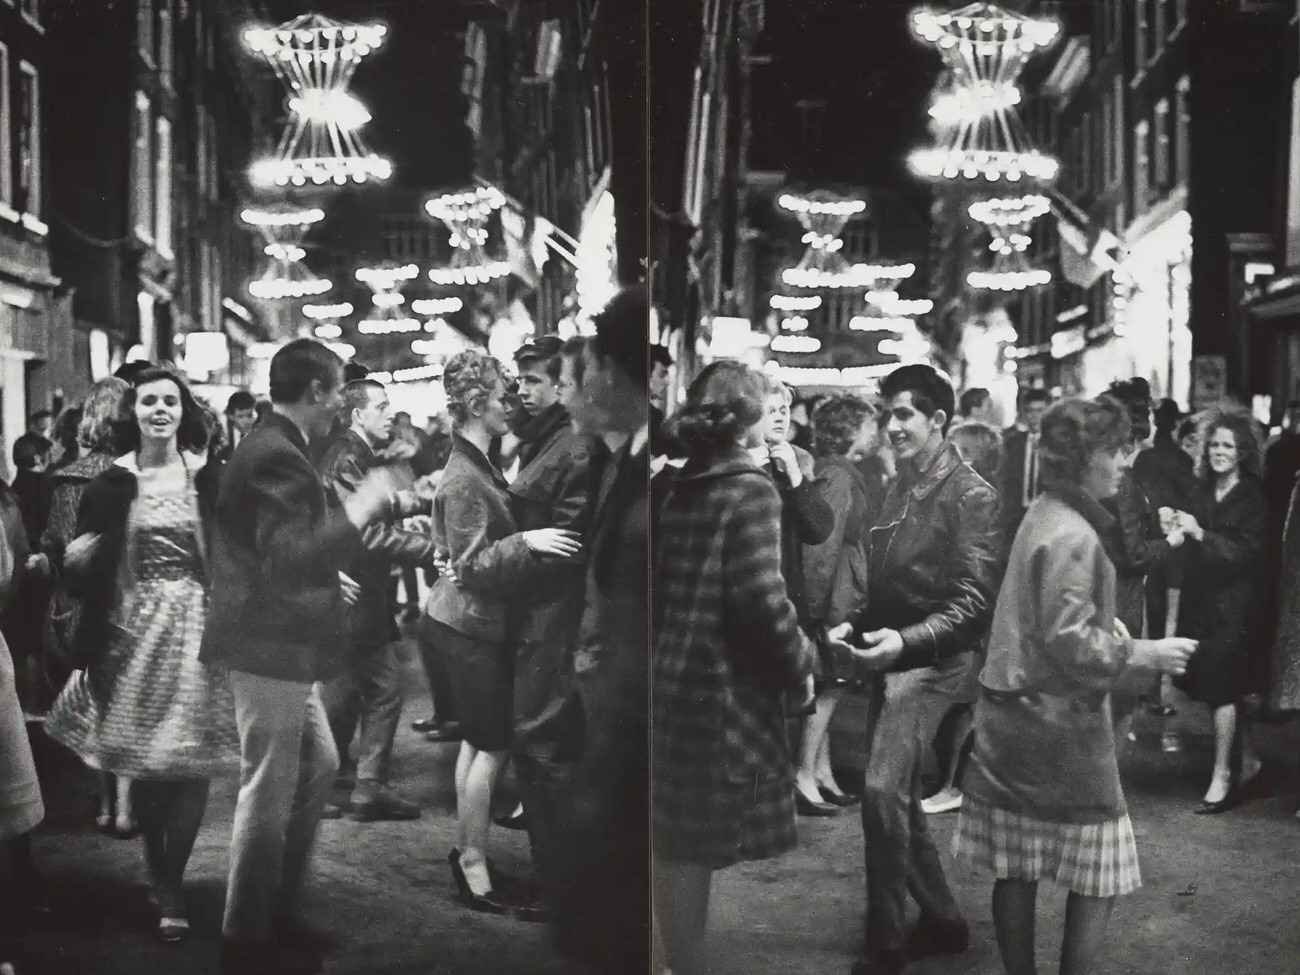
770;334;822;353
303;302;354;319
371;292;406;309
313;323;342;339
411;297;465;316
264;243;306;262
781;316;810;332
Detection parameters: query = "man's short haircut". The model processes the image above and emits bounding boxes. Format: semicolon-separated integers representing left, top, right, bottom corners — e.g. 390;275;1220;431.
29;409;52;426
959;387;990;417
590;286;648;390
13;432;51;470
343;361;371;384
879;363;957;435
226;390;256;415
514;335;565;382
269;339;343;405
650;344;673;369
342;379;385;421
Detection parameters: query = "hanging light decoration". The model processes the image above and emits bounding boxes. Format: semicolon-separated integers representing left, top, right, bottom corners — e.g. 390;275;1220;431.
777;190;895;290
354;263;420;333
245;14;392;188
781;316;810;332
425;185;511;286
242;206;331;300
770;294;822;311
968;193;1051;227
908;3;1060;185
302;301;354;320
770;334;822;354
967;232;1053;290
410;297;465;316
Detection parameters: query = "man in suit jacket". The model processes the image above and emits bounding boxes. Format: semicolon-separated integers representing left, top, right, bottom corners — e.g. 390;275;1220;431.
1000;387;1050;550
552;288;649;973
200;340;393;975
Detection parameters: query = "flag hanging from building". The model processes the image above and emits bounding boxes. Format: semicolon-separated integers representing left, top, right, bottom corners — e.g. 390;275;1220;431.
1050;190;1123;288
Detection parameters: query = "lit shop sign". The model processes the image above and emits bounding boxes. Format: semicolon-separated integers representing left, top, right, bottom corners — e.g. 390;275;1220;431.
576;184;618;329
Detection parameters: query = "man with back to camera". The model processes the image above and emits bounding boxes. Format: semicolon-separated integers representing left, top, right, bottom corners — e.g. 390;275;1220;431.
957;386;998;426
499;334;592;917
318;379;443;823
200;339;395;975
1001;386;1051;548
827;363;999;975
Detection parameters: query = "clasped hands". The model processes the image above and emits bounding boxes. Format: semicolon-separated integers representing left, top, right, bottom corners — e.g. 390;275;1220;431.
1158;506;1203;547
824;622;904;672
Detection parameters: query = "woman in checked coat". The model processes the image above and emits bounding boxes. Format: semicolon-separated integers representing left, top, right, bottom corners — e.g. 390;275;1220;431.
652;361;815;975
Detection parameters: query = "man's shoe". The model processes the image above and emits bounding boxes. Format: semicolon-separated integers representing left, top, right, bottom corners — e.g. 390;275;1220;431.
347;783;421;822
494;805;528;830
906;915;969;960
220;938;322;975
422;722;462;743
410;716;441;734
920;786;964;815
850;948;905;975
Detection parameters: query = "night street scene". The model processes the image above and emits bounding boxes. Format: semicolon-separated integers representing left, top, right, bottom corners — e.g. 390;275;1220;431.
0;1;1299;974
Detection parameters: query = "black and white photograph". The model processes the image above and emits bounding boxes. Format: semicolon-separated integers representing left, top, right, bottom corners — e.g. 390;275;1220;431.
0;1;1299;974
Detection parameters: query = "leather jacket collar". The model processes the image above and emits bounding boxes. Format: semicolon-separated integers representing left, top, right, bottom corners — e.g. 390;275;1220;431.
900;440;966;502
450;433;509;490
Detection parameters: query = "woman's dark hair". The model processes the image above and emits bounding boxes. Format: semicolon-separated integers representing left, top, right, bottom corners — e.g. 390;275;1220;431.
879;363;957;435
1038;395;1131;491
123;364;211;454
1199;408;1262;480
666;360;765;456
949;420;1005;484
812;395;874;458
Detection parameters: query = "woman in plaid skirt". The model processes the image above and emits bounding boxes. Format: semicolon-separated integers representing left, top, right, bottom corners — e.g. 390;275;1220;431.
955;397;1196;975
652;361;815;975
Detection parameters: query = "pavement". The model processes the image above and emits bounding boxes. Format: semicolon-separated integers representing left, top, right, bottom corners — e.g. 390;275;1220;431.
21;633;572;975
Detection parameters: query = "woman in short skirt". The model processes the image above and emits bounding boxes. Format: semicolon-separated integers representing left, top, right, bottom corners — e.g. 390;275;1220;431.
955;397;1196;975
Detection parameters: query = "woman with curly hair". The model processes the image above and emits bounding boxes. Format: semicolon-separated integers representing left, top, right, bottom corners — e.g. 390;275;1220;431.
955;396;1195;975
797;394;877;807
45;365;240;942
422;350;579;915
1169;409;1269;813
653;361;815;975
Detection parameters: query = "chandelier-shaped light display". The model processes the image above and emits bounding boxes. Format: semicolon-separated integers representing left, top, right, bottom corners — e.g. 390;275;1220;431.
968;193;1051;228
354;263;421;334
242;206;331;300
908;3;1060;184
245;14;392;188
967;232;1053;291
426;186;511;286
778;191;897;290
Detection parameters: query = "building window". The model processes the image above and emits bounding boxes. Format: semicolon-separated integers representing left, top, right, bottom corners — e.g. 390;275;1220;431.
1134;119;1151;210
1175;76;1190;187
133;91;153;241
1135;0;1148;69
155;116;172;257
138;0;154;65
0;44;10;211
17;62;38;218
1154;98;1171;189
158;0;173;87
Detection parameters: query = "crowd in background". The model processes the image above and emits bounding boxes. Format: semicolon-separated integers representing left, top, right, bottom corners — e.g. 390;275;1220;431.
650;362;1300;975
0;285;649;975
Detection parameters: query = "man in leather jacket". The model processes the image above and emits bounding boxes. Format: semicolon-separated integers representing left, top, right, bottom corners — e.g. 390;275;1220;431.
829;364;1000;975
318;378;442;822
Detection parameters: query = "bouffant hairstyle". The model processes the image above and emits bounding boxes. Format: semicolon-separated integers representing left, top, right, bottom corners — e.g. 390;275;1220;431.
1199;408;1262;480
812;395;874;458
1038;395;1131;491
667;360;765;456
443;351;506;428
78;376;132;454
760;375;794;404
1107;378;1152;442
125;364;211;454
879;363;957;435
948;420;1005;485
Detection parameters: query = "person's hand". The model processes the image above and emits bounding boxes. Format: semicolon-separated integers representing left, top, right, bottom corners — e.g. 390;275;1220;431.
378;439;418;462
1115;618;1131;643
414;472;441;500
339;571;360;607
768;441;803;487
24;553;49;576
1132;637;1196;675
1175;511;1203;542
64;533;102;573
404;514;432;534
826;622;854;643
522;528;582;558
853;628;904;670
748;445;771;468
1157;506;1177;534
1165;527;1186;548
341;469;397;530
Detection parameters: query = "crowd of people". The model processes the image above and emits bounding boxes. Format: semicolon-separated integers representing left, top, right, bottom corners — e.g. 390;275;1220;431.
650;363;1300;975
0;286;649;975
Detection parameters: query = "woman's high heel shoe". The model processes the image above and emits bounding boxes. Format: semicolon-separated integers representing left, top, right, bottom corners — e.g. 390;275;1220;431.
795;787;839;817
448;849;510;914
818;784;860;807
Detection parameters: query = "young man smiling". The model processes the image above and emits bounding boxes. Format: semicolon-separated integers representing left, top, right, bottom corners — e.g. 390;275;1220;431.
828;363;1000;975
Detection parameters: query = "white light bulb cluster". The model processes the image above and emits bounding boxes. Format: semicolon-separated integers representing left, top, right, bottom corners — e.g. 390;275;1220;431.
778;189;881;292
411;297;465;315
908;148;1058;183
770;294;822;311
246;14;391;188
303;302;353;320
264;243;305;263
911;7;1059;53
850;316;919;332
778;194;867;217
355;264;419;289
967;268;1052;291
358;318;421;335
243;206;330;302
241;207;324;227
968;194;1050;227
313;323;342;339
771;334;822;354
802;231;845;253
425;186;510;289
990;233;1032;255
781;316;810;332
371;292;405;309
782;263;917;290
367;363;444;385
866;292;935;316
928;81;1021;126
249;278;332;300
773;364;901;386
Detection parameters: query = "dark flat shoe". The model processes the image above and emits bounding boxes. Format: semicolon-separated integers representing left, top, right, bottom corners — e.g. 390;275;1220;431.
818;786;860;807
494;808;528;831
1194;791;1240;815
448;850;509;914
795;790;839;817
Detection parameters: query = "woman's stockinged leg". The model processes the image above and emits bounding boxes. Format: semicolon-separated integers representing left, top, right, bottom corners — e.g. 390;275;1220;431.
133;781;168;889
459;749;505;897
991;878;1038;975
797;688;842;797
163;780;210;887
453;742;478;851
1205;704;1237;804
1060;892;1115;975
654;859;712;975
